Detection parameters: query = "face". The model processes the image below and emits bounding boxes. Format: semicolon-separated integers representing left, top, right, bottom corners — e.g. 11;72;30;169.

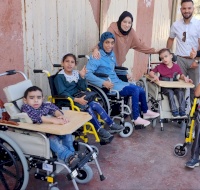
180;2;194;19
159;51;173;65
62;56;76;73
103;38;115;53
24;90;43;109
121;16;132;31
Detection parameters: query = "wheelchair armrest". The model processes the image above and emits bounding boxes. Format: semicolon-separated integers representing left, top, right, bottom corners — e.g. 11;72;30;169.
94;72;108;78
115;66;128;71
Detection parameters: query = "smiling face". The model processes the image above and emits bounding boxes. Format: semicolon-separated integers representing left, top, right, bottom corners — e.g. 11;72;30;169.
62;55;76;74
181;1;194;20
23;90;43;109
103;38;115;53
121;16;132;31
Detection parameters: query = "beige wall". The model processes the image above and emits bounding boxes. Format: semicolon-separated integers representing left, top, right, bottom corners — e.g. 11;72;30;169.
0;0;176;101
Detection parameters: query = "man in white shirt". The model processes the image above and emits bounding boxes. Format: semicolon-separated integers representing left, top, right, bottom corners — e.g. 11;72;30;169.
167;0;200;102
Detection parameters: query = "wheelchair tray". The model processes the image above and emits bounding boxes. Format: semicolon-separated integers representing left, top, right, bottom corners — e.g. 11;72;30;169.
0;110;92;135
145;75;195;88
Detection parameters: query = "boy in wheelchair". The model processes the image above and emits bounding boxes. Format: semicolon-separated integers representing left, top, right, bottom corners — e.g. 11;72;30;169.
85;32;159;127
54;53;123;143
149;48;193;118
21;86;80;168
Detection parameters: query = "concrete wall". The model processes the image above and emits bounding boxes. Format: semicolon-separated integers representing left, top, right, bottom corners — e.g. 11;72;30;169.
0;0;24;101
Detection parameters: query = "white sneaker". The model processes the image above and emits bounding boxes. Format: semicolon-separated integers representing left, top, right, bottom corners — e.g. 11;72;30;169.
133;117;150;127
143;110;160;120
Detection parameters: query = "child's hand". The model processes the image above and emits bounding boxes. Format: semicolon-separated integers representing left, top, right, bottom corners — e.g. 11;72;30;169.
74;96;88;105
51;117;67;125
79;65;87;78
57;115;69;123
151;76;159;82
184;77;193;83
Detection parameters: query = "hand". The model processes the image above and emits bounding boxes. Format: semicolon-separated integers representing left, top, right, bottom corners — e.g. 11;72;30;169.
127;74;132;81
57;115;70;123
190;48;197;59
79;65;87;78
190;61;199;69
51;117;68;125
103;81;114;90
92;48;101;59
151;76;159;82
184;77;193;83
74;96;88;105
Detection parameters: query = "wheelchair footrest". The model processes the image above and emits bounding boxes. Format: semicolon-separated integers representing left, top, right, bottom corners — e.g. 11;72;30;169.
77;152;93;168
135;125;145;130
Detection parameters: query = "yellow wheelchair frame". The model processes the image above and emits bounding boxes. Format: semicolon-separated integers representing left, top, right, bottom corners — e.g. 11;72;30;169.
174;98;198;157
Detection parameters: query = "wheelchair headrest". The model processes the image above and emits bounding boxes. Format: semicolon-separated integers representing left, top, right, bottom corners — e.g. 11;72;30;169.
3;79;33;102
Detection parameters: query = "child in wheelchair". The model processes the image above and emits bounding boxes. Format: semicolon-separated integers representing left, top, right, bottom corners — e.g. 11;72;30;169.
149;48;193;118
85;32;159;127
21;86;80;168
54;53;124;143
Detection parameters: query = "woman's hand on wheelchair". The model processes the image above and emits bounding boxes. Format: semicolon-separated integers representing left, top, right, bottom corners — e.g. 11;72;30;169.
74;96;88;105
103;81;114;90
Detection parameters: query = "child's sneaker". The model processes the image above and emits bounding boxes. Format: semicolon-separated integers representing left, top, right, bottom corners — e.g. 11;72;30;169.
185;158;199;168
179;111;186;117
98;128;114;142
109;123;124;133
143;110;160;119
67;154;80;168
133;117;150;127
172;111;180;118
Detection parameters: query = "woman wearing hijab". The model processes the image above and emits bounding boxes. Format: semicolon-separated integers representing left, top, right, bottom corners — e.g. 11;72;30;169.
86;32;159;127
92;11;157;66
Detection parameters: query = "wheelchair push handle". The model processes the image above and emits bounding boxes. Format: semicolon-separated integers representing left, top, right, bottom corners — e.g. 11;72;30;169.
78;55;90;60
53;64;62;67
0;70;16;77
33;69;43;73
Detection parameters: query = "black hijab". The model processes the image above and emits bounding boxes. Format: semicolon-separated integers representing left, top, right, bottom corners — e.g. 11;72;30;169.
117;11;133;36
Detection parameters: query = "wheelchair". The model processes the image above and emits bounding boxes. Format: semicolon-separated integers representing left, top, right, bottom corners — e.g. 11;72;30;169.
146;55;194;131
0;70;105;190
33;68;116;145
173;98;198;157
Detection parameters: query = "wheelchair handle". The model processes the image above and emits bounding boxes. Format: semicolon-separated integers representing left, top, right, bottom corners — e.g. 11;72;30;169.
0;70;16;77
53;64;62;67
33;69;43;73
78;55;90;60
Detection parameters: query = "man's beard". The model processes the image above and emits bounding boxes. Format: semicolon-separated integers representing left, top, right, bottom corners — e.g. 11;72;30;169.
182;12;193;19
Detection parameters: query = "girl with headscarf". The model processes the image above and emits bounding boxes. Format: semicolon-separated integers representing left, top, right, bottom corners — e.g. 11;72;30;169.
86;32;159;127
92;11;157;67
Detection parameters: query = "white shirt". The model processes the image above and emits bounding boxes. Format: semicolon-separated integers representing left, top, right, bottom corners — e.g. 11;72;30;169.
58;69;79;83
169;17;200;56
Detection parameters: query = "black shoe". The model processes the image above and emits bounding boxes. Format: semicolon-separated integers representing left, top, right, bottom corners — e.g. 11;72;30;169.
109;123;124;133
98;128;114;142
67;154;80;168
185;159;199;168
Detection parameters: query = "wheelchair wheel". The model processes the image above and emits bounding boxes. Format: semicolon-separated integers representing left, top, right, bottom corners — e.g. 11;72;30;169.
87;84;110;113
0;133;29;190
119;122;134;138
50;187;60;190
152;119;157;128
174;143;188;157
75;164;93;184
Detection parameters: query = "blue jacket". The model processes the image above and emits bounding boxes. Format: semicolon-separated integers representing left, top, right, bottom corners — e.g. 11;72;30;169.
85;49;130;91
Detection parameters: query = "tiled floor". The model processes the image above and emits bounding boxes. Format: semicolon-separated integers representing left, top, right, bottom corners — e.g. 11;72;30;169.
24;119;200;190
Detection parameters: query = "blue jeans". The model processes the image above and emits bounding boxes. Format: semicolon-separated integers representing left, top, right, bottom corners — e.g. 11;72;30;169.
49;134;74;161
119;84;148;120
87;101;113;131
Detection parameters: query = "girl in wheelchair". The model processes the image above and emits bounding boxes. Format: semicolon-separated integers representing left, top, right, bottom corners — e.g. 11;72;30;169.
21;86;80;168
54;53;124;143
85;32;159;127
